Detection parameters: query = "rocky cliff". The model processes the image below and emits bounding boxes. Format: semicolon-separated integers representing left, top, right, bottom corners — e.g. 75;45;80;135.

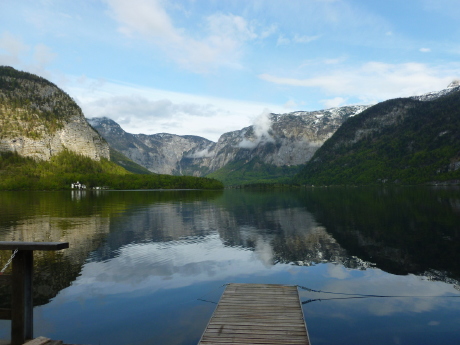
0;66;109;161
87;117;213;175
89;105;370;177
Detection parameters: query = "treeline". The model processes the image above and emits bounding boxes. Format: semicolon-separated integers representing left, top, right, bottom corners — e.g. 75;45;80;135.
294;91;460;185
109;148;153;174
0;151;223;190
208;158;302;186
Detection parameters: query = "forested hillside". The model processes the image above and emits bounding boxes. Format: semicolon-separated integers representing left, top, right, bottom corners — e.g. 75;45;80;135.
294;90;460;185
0;150;223;190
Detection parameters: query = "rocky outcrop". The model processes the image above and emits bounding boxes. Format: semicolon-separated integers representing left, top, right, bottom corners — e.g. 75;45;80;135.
0;66;110;161
90;105;370;176
87;117;212;174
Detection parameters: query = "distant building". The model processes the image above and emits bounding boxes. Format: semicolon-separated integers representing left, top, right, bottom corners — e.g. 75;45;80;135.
71;181;86;189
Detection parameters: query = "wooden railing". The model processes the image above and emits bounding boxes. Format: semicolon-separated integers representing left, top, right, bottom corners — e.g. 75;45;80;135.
0;242;69;345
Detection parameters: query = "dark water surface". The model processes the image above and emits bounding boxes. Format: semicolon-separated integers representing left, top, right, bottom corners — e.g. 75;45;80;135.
0;187;459;345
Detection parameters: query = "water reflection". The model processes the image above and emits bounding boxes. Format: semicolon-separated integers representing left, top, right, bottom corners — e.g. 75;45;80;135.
297;186;460;284
0;188;459;344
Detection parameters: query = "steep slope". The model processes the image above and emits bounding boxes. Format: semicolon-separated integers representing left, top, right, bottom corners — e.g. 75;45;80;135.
87;117;213;175
204;106;369;184
109;148;153;174
90;105;369;184
294;86;460;185
0;66;110;161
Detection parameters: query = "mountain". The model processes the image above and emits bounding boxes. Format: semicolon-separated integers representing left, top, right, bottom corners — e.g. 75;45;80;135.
0;66;109;161
0;67;223;190
294;83;460;185
89;105;370;184
87;117;213;175
411;79;460;102
108;147;153;175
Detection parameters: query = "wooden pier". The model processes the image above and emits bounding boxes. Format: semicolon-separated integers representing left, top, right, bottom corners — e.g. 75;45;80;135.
199;283;310;345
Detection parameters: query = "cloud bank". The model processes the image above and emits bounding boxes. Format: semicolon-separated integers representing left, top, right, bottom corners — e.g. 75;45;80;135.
259;61;458;103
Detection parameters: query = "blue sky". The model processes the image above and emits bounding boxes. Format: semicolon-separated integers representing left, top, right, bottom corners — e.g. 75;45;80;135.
1;0;460;141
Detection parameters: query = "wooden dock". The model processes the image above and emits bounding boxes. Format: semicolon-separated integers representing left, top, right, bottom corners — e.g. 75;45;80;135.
199;283;310;345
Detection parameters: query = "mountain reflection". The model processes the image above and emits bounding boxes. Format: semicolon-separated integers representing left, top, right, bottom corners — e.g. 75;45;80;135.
297;186;460;284
0;187;459;309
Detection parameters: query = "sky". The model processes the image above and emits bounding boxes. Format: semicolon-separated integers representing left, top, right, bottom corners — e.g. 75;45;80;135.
1;0;460;141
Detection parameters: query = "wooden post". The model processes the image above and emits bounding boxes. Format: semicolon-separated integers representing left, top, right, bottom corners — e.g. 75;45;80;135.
0;242;69;345
11;250;33;345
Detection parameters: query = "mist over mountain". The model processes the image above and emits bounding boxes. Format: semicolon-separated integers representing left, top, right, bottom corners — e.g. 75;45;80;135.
89;105;369;184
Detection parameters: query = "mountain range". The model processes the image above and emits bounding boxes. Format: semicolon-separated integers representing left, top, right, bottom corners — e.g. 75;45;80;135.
1;65;459;187
89;80;460;186
89;105;370;184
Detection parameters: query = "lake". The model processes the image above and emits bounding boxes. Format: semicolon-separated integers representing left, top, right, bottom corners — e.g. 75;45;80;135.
0;187;459;345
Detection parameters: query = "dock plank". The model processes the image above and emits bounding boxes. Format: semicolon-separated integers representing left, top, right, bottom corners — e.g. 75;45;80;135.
199;283;310;345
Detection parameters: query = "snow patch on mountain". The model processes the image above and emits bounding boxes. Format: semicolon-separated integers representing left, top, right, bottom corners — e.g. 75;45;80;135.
411;80;460;102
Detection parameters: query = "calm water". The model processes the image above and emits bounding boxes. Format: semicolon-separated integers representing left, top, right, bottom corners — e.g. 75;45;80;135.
0;187;459;345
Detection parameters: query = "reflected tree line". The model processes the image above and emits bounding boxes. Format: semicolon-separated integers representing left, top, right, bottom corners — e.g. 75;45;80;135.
296;186;460;281
0;187;459;308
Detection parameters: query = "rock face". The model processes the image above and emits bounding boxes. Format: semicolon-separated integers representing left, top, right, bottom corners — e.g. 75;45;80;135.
90;105;370;176
87;117;213;174
0;66;109;161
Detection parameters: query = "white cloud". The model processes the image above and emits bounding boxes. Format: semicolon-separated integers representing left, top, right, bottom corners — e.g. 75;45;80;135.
238;109;274;149
321;96;347;108
104;0;271;72
420;47;431;53
276;34;319;46
67;77;285;141
0;31;29;65
276;35;291;46
32;44;57;67
293;34;320;43
186;148;214;159
259;62;459;102
0;32;57;78
284;99;298;109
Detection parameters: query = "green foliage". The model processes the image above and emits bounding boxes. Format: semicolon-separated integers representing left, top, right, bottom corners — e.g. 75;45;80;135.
0;150;223;190
294;91;460;186
207;157;302;186
0;66;81;138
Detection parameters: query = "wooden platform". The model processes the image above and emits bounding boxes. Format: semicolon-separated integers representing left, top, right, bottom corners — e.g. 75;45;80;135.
199;283;310;345
0;336;63;345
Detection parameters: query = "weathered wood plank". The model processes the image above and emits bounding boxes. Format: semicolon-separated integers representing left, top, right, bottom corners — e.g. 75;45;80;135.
199;283;310;345
23;336;51;345
0;242;69;251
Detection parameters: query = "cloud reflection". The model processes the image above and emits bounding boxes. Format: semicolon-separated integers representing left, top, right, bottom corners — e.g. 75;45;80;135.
66;234;286;297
